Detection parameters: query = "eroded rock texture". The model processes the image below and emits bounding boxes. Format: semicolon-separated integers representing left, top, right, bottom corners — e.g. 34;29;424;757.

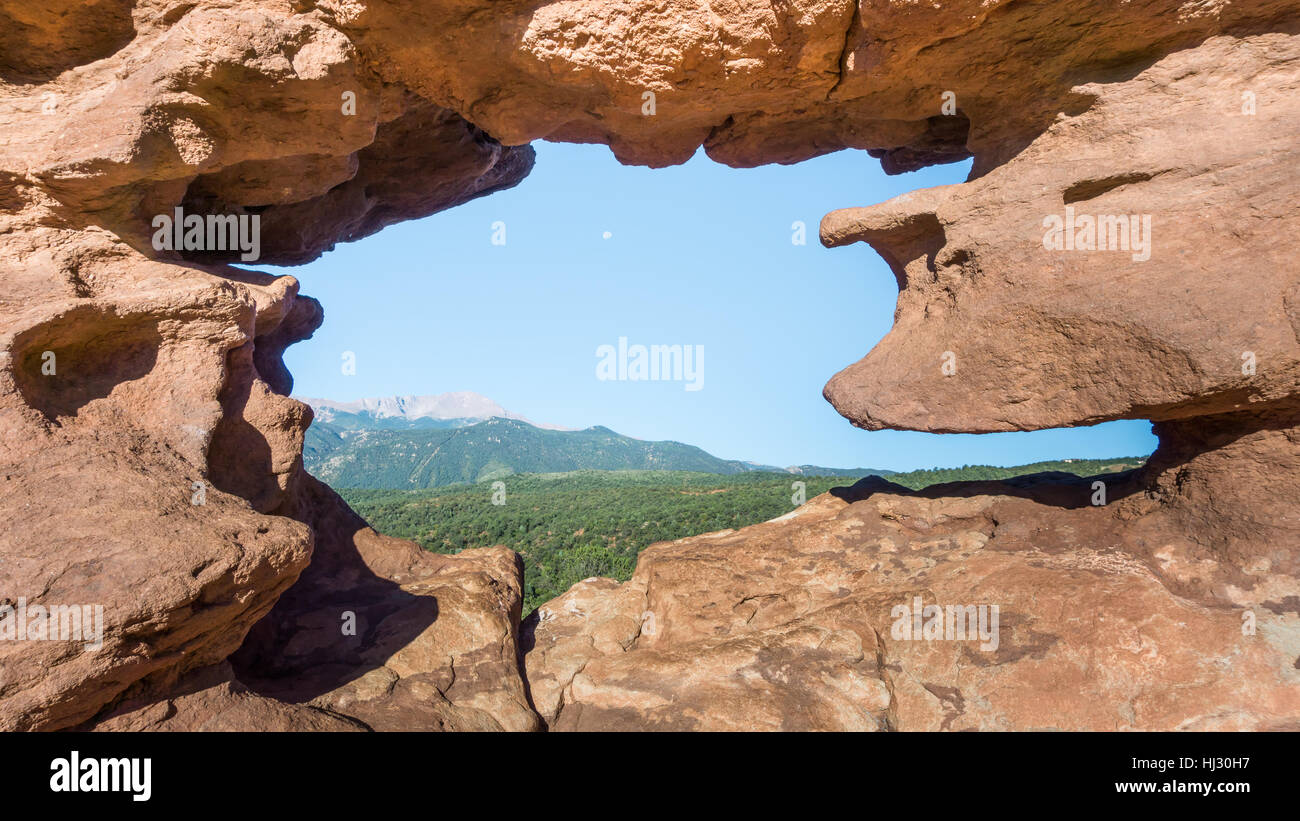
0;0;533;730
526;477;1300;731
1;0;1297;731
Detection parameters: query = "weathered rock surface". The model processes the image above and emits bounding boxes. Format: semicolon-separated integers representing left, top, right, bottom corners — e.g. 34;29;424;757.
1;1;1297;731
1;0;535;730
0;233;319;730
821;33;1300;436
88;662;370;732
229;476;540;732
317;0;1296;169
526;477;1300;731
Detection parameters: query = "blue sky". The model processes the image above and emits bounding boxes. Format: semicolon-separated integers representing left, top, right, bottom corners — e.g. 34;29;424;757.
277;141;1156;471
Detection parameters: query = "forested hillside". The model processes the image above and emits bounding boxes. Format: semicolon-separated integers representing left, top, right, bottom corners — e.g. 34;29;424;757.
307;416;885;488
343;457;1144;613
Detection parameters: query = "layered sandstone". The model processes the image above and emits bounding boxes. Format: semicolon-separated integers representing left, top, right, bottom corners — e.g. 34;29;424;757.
1;0;1297;731
0;0;533;729
526;477;1300;731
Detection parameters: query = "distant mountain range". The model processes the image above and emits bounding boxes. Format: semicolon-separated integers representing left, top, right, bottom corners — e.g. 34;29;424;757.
298;392;887;489
301;391;571;430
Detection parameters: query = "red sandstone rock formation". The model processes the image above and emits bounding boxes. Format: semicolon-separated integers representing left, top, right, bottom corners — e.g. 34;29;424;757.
0;0;1296;730
526;475;1300;731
